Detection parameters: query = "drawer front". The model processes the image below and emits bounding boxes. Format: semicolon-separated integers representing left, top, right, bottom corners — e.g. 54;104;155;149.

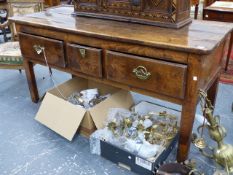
105;51;187;99
204;10;233;22
67;43;102;78
19;33;65;67
203;10;222;21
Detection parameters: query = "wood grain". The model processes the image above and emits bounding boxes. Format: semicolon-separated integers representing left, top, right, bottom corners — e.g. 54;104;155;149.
9;6;233;55
73;0;191;28
105;51;187;99
12;6;233;162
67;43;102;78
203;2;233;72
19;32;66;67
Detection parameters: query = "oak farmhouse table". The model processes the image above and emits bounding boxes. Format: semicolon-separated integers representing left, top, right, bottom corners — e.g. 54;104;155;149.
10;5;233;162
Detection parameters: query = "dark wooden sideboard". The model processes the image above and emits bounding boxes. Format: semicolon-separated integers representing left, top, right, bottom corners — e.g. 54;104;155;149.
10;5;233;162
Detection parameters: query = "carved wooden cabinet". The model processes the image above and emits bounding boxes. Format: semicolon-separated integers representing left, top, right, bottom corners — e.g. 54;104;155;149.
73;0;192;28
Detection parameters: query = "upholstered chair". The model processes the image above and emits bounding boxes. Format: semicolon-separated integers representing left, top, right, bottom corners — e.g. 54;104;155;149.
191;0;200;19
0;0;43;72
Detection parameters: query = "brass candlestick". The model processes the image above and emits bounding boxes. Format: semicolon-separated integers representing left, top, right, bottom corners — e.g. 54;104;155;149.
193;90;233;174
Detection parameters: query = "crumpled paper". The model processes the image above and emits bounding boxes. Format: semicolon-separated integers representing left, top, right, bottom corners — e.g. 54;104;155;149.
67;88;110;109
90;108;178;160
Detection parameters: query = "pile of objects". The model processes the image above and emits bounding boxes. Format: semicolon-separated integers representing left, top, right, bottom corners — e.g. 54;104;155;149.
90;108;179;160
67;88;110;109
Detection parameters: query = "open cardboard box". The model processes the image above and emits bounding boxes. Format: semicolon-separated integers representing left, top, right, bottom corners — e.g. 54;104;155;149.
35;77;134;141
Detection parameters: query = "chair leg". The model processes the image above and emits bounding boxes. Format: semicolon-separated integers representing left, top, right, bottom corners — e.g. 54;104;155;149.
194;4;199;19
67;0;73;4
3;28;7;42
19;69;22;74
232;102;233;112
49;67;52;76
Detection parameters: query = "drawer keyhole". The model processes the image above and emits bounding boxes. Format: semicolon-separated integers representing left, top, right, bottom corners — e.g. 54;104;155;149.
33;45;45;55
79;48;86;58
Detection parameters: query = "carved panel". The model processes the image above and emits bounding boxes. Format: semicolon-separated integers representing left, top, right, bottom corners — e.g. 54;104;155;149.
73;0;191;28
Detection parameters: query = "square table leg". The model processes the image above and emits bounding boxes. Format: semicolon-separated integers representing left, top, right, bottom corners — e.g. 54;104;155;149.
177;56;200;161
177;76;219;161
24;59;39;103
177;56;219;162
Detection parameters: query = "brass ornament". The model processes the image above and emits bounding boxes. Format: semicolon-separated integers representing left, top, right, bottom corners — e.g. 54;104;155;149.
193;137;207;150
33;44;44;55
193;90;233;174
106;110;178;146
107;121;118;136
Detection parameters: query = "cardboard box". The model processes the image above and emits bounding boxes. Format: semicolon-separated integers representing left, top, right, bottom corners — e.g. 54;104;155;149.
35;77;134;141
101;134;178;175
100;101;181;175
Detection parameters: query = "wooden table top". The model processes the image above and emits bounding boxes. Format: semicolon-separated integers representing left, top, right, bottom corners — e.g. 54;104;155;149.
10;5;233;55
205;1;233;12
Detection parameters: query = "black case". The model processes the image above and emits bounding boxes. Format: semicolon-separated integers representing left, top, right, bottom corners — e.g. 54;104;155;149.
100;134;179;175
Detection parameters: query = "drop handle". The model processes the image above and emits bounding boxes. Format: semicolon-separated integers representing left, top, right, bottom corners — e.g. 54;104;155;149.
33;45;45;55
133;66;151;80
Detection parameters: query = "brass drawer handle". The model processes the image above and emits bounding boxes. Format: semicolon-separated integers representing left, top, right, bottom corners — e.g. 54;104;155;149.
133;66;151;80
79;48;86;58
33;45;45;55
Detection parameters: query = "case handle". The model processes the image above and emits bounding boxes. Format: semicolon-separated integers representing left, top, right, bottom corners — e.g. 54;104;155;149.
133;66;151;80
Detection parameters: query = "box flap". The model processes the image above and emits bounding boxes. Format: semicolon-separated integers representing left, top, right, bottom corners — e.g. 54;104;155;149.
90;90;134;129
35;93;86;141
49;77;88;98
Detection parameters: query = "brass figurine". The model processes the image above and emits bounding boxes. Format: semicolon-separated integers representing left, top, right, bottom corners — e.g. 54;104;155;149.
193;90;233;174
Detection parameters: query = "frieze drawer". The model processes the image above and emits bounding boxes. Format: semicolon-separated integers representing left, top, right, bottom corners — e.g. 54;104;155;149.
203;10;233;22
67;43;102;78
203;10;224;21
19;33;65;68
105;51;187;99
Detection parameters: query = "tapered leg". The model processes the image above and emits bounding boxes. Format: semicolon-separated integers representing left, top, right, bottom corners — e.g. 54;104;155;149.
23;59;39;103
49;67;52;76
3;28;7;42
225;32;233;71
177;56;201;162
177;100;199;162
